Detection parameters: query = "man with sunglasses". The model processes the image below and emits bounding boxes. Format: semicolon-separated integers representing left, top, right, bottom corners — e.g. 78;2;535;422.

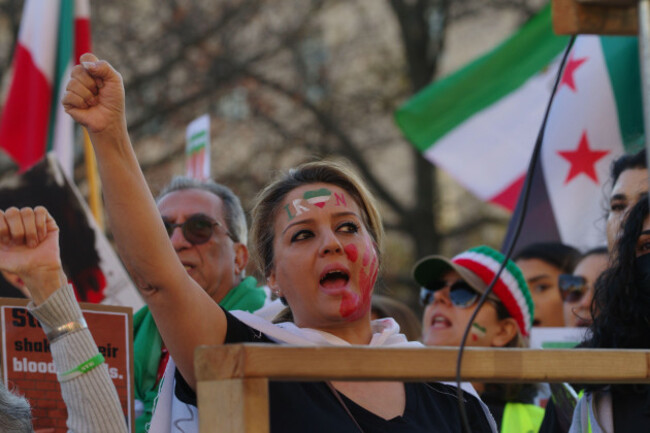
133;176;271;433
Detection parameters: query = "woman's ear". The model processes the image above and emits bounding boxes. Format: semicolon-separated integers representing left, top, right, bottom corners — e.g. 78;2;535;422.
490;317;519;347
267;270;281;296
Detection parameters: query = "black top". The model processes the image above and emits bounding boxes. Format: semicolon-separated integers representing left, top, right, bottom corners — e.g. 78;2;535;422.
612;385;650;431
175;309;495;433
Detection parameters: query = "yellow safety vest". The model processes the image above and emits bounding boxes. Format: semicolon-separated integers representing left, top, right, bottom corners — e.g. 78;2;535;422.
500;402;545;433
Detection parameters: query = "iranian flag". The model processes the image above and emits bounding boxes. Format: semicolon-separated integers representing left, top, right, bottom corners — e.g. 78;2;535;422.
395;5;643;251
0;0;91;176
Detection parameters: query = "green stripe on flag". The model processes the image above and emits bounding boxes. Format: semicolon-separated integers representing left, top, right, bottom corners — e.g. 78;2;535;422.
46;0;74;152
395;5;568;152
190;130;207;142
600;36;644;153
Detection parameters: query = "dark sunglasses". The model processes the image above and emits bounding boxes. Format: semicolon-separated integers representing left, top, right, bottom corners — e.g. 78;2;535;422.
419;280;481;308
163;214;230;245
558;274;588;303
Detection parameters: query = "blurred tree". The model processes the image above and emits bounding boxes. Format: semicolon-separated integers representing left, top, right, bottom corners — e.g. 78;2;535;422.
0;0;545;299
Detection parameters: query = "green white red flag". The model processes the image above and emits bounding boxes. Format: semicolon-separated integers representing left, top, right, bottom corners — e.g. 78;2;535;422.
0;0;91;176
395;6;643;250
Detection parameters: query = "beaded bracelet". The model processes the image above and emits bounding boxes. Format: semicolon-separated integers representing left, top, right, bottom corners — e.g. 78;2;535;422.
46;318;88;343
57;353;105;382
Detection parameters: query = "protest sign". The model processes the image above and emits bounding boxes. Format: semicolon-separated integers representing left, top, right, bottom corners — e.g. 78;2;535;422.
0;298;133;432
185;114;211;180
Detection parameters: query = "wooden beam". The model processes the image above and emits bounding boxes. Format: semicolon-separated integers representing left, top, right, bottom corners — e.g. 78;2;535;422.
198;378;269;433
195;344;650;384
553;0;638;35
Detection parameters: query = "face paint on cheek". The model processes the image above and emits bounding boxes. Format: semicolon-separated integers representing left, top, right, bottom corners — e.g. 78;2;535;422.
361;234;374;266
344;250;377;321
344;244;358;262
339;236;377;321
470;322;487;342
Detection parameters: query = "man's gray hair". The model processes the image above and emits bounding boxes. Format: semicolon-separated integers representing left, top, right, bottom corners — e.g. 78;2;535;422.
156;176;248;244
0;381;33;432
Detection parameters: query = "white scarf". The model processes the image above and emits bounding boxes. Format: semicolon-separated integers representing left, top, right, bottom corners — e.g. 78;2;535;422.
148;313;496;432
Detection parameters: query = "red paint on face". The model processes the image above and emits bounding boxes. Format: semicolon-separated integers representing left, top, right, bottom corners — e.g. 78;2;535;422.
339;237;378;321
344;244;358;263
339;290;361;318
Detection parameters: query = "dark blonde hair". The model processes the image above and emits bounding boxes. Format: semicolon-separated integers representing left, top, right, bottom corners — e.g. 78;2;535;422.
250;160;384;278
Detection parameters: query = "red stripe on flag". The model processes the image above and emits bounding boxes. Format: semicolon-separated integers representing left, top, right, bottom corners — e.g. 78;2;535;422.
454;257;528;336
487;174;526;211
74;17;91;64
0;44;52;171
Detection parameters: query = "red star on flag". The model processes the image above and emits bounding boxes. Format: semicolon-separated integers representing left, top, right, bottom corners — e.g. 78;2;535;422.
560;54;588;92
557;131;609;184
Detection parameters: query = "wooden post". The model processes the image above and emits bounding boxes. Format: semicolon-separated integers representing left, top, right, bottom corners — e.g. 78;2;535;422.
552;0;638;34
198;378;269;433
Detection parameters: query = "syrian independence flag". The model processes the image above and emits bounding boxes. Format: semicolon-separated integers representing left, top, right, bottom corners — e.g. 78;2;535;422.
395;5;643;251
0;0;91;176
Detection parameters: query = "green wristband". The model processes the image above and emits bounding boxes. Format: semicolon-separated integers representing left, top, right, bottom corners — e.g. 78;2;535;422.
57;353;105;382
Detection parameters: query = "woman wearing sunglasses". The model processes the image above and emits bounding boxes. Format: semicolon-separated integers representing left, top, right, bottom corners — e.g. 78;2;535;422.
513;243;582;327
61;54;497;433
570;197;650;432
414;246;543;433
558;247;608;328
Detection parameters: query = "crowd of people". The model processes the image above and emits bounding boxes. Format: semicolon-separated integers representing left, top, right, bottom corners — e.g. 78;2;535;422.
0;53;648;432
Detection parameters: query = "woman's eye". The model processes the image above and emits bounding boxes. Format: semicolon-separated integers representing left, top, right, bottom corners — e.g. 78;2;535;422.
610;201;626;213
338;222;359;233
291;230;313;242
533;284;550;294
637;239;650;252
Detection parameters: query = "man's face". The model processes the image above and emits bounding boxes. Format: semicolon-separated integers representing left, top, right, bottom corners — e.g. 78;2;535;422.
157;188;246;303
606;168;648;251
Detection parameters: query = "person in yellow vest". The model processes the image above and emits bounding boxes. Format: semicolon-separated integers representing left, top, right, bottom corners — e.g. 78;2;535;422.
414;245;544;433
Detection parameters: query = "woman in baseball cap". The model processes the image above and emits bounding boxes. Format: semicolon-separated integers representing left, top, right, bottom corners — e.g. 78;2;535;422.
413;245;542;432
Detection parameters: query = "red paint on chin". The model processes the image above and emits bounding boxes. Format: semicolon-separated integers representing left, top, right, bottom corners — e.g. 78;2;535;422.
339;290;361;318
344;244;358;262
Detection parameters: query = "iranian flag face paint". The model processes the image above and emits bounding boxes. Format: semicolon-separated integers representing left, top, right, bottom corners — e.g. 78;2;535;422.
470;322;487;342
303;188;332;208
270;182;379;327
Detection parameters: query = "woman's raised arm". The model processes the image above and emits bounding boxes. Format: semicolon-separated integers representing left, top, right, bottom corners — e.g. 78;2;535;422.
62;53;226;388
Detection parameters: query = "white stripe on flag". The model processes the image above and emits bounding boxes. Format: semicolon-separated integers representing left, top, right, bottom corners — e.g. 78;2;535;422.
17;0;60;84
424;59;560;200
541;36;624;250
52;61;75;177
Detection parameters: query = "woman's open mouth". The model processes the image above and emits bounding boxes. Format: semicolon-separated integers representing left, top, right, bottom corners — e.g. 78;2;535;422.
319;268;350;293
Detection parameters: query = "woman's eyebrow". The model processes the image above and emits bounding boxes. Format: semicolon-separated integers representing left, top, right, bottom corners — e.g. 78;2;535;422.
609;193;626;203
332;211;360;218
282;218;314;235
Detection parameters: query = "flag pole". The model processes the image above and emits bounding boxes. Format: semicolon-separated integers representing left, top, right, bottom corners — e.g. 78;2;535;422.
639;0;650;181
83;127;104;230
